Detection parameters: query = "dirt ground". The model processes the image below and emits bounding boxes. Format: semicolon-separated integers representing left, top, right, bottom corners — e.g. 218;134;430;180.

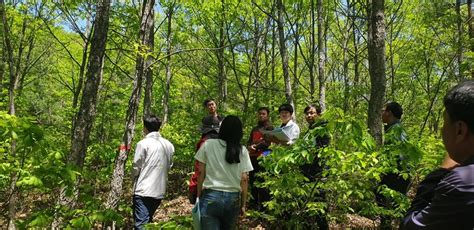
154;164;380;229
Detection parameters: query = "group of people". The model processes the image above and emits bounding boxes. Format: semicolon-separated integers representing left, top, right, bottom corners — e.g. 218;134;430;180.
130;80;474;229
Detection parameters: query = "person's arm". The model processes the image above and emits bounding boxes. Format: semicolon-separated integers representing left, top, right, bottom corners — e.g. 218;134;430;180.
240;172;249;216
401;169;464;229
168;142;175;169
197;161;206;198
132;142;145;179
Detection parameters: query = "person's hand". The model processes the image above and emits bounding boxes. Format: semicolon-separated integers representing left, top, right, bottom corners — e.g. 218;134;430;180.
250;144;256;151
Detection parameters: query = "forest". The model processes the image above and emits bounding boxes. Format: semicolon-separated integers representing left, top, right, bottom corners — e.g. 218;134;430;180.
1;0;473;229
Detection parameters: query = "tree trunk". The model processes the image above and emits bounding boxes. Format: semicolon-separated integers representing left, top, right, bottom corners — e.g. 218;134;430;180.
367;0;386;146
456;0;463;80
309;0;316;100
467;0;474;78
352;2;360;109
2;0;17;116
317;0;326;112
293;1;300;110
106;0;154;211
342;0;351;113
217;0;227;106
276;0;294;109
1;1;18;228
162;4;173;124
53;0;111;227
142;8;155;119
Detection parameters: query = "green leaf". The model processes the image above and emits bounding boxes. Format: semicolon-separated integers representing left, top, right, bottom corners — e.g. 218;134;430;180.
17;175;43;188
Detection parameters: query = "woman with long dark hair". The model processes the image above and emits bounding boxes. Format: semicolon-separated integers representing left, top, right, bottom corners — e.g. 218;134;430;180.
195;115;254;229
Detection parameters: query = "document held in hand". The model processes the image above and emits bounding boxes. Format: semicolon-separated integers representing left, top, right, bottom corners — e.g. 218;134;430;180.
262;127;291;142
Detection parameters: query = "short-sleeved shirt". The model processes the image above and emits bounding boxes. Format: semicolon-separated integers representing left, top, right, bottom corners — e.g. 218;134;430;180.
195;139;254;192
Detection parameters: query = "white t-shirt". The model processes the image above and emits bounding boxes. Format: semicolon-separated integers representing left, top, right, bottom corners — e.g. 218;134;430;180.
195;139;254;193
132;132;175;199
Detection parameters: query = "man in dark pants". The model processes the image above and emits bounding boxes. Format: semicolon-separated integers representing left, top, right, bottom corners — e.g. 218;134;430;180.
401;80;474;229
247;107;273;210
376;101;410;229
132;116;174;230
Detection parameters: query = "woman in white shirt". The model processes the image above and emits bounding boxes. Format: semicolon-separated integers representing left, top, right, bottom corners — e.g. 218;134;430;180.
195;115;254;229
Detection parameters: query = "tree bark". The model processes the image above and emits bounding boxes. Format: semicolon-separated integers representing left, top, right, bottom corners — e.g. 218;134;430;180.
317;0;326;112
53;0;111;227
456;0;464;80
342;0;351;113
276;0;294;109
162;4;174;124
217;0;227;106
1;2;19;228
309;0;316;100
106;0;154;211
367;0;386;146
467;0;474;78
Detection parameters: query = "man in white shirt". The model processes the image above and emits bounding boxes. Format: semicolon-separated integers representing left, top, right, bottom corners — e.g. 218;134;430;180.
132;115;174;230
266;103;301;145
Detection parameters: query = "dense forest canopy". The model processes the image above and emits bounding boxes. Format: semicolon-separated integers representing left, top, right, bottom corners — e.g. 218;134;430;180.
1;0;472;228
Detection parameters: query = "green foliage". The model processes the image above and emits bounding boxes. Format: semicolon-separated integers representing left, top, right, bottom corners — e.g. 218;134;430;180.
144;215;193;229
255;108;440;227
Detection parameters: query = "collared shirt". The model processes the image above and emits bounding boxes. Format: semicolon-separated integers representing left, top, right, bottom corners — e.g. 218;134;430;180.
401;156;474;229
279;119;300;145
133;131;175;199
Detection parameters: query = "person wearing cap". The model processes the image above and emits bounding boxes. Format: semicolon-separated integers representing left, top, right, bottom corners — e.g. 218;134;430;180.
401;80;474;229
266;103;300;145
188;99;224;204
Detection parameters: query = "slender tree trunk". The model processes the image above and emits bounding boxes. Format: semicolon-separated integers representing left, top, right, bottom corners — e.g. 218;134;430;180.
163;5;173;124
276;0;294;109
0;51;4;92
271;14;276;84
72;20;91;110
217;0;227;106
53;0;111;227
106;0;154;211
309;0;316;100
367;0;386;146
456;0;464;80
317;0;326;112
342;0;351;113
293;1;300;110
467;0;474;78
143;13;155;118
1;2;18;228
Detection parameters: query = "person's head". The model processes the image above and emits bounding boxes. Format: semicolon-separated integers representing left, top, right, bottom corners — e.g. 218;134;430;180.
200;115;222;135
257;107;270;123
219;115;243;164
442;80;474;163
304;104;321;124
382;101;403;124
203;98;217;115
278;103;294;124
144;115;162;133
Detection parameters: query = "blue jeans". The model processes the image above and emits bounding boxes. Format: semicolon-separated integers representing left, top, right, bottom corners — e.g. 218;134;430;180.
199;189;240;230
133;195;162;230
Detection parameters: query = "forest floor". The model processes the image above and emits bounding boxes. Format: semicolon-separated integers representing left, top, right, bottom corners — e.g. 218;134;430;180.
0;163;382;229
154;164;381;229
